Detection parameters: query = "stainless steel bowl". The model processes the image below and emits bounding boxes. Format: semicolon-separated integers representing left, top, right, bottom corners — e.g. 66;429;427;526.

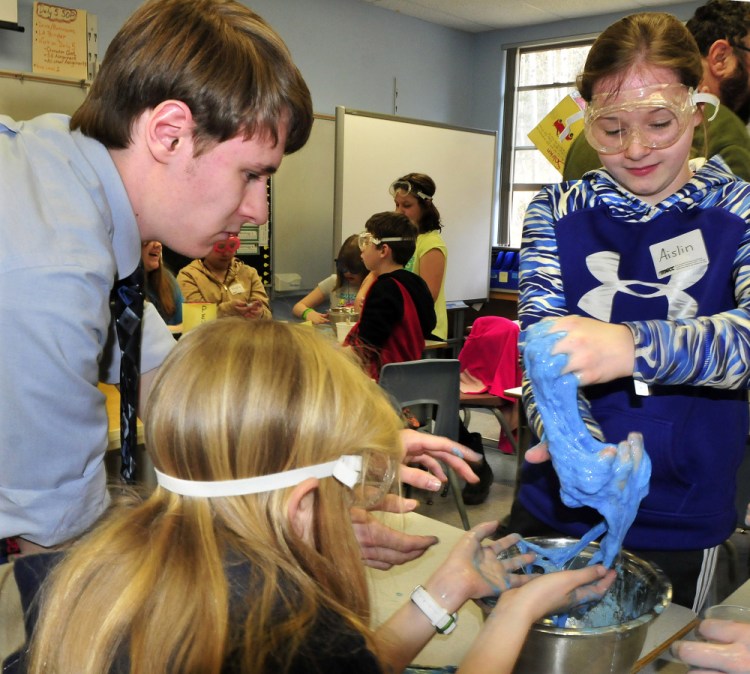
511;537;672;674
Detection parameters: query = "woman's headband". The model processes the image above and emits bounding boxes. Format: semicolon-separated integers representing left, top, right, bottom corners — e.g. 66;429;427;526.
389;179;432;201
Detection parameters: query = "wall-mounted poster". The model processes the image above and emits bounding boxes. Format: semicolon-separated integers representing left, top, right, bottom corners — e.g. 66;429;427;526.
32;2;87;80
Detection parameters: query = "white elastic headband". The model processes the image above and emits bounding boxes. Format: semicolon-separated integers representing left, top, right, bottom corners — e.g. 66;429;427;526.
155;455;363;497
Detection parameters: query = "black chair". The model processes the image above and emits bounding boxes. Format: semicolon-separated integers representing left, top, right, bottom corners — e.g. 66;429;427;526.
379;359;470;530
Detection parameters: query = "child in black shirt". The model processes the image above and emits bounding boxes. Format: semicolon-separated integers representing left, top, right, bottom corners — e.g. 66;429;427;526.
345;212;436;379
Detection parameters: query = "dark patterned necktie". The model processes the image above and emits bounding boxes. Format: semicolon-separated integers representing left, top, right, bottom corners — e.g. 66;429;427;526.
110;263;145;484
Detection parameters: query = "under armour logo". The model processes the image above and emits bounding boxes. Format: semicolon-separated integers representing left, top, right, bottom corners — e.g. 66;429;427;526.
579;251;706;321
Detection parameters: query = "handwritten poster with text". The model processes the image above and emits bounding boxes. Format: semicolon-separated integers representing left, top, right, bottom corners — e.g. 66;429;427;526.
32;2;87;80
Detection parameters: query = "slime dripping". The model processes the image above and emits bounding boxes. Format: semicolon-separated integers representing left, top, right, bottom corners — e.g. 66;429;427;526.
519;320;651;570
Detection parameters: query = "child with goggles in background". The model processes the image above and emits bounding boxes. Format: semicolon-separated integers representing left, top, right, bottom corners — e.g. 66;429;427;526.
178;235;272;320
8;319;614;674
344;212;436;380
293;234;367;324
501;11;750;616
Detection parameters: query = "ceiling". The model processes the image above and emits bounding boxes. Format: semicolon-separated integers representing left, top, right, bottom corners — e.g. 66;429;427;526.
361;0;695;33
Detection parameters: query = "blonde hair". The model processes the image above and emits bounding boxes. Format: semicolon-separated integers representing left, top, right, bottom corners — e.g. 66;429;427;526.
29;319;404;673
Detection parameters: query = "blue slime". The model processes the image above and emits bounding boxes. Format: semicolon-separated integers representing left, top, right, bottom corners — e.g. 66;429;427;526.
520;321;651;570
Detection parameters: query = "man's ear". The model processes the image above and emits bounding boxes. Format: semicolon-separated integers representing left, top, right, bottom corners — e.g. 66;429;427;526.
706;39;737;79
287;477;319;543
145;100;195;164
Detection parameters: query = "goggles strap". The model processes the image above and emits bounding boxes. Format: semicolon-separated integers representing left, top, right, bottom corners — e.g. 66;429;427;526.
390;180;432;201
692;92;720;121
155;455;363;497
559;109;584;142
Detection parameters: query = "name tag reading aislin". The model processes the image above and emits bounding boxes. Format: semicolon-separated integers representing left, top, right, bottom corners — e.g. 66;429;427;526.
649;229;708;279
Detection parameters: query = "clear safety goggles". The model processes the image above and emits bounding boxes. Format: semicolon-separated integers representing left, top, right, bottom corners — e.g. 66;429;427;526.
576;83;719;155
389;179;432;201
155;453;397;509
358;231;407;251
213;235;241;255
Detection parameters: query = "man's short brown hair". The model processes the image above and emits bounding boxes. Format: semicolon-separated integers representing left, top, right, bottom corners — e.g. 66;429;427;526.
72;0;312;156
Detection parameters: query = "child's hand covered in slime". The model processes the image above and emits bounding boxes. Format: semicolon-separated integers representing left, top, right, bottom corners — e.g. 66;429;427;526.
522;320;651;568
430;523;538;604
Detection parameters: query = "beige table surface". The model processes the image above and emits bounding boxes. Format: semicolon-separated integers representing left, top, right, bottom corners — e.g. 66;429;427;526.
368;511;485;667
368;511;700;671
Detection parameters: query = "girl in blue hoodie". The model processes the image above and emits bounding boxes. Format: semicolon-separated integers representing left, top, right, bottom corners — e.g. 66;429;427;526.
506;11;750;613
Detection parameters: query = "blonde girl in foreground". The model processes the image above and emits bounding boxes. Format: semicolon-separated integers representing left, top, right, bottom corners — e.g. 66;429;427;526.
24;320;613;673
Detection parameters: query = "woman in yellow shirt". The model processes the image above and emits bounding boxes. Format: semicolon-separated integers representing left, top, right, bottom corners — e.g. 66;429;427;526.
356;173;448;340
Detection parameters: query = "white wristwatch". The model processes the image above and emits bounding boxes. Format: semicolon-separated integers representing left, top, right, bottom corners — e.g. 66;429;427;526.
410;585;458;634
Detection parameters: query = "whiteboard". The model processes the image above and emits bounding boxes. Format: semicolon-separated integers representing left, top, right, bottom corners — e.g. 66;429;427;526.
271;115;335;292
334;107;497;303
0;71;87;118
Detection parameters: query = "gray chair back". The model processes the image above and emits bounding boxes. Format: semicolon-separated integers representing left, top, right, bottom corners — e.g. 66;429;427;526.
379;359;460;440
379;359;469;529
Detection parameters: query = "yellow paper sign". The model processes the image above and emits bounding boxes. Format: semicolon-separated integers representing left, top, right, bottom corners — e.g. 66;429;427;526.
527;94;585;174
182;302;218;333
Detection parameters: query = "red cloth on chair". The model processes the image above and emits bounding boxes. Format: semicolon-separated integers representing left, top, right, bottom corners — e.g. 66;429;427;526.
458;316;522;399
459;317;522;454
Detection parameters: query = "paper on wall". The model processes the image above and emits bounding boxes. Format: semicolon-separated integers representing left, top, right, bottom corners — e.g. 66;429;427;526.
527;93;585;174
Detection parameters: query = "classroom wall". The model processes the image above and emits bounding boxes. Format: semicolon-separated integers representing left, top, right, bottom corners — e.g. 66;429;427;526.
1;0;707;143
2;0;477;128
